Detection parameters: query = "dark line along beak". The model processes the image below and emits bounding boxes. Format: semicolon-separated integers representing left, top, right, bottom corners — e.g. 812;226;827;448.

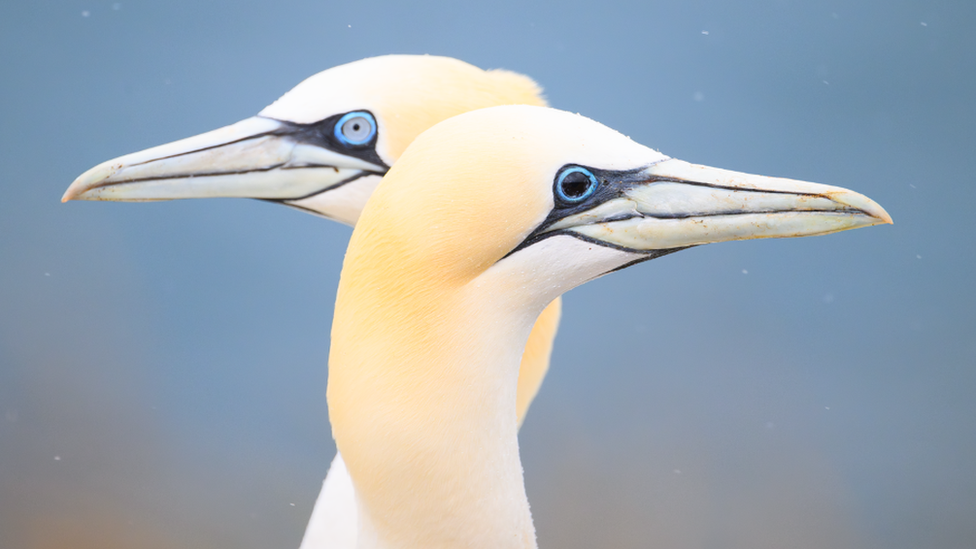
62;116;387;203
545;158;892;251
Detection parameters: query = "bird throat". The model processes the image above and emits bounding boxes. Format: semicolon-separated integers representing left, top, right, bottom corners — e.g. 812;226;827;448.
327;278;540;549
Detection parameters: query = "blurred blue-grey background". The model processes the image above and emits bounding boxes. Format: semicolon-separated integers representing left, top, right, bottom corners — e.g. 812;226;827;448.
1;1;973;548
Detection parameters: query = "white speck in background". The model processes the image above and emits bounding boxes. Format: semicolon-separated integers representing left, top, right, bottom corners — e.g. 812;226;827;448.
693;91;704;102
81;10;90;17
741;269;748;274
54;455;61;461
921;21;928;27
44;272;50;277
113;3;121;10
916;254;922;259
673;469;682;475
701;30;709;35
823;293;834;303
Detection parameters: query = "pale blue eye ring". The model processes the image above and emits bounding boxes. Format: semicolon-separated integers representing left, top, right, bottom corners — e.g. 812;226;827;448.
555;166;599;203
334;111;376;146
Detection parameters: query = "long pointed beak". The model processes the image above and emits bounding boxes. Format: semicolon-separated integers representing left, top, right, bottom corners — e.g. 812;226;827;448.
555;159;891;250
62;116;386;204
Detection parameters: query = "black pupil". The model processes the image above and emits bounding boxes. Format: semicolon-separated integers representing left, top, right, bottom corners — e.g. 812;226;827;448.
352;123;360;131
561;171;592;199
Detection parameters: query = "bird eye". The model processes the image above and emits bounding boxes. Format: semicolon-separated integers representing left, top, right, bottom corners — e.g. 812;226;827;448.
334;111;376;146
555;166;599;203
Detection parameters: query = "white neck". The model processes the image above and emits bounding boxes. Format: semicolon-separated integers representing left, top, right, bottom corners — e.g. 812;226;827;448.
327;276;541;549
354;326;534;549
327;235;640;549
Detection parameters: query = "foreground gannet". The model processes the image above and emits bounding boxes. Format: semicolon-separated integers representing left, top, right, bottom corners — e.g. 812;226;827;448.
330;105;890;549
61;56;557;548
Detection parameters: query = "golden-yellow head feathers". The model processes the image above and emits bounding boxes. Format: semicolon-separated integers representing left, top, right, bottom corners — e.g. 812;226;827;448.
260;55;547;163
344;106;658;286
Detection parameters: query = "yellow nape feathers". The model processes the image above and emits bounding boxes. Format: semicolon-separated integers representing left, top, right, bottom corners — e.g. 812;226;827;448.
260;55;547;162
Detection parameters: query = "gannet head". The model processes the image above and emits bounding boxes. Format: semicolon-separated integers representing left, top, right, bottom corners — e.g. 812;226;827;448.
61;55;545;225
344;104;892;312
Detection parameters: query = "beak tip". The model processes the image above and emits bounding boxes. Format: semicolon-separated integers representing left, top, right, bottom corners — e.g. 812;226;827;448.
880;206;893;225
61;177;91;203
828;189;892;227
865;202;893;226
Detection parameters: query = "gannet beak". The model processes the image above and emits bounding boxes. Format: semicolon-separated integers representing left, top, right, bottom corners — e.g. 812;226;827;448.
62;116;388;204
545;158;892;251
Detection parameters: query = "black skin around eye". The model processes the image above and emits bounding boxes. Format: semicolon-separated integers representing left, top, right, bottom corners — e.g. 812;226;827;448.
271;111;389;169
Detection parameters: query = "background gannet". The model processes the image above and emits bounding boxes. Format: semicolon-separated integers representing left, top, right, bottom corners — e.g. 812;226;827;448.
62;54;560;549
329;105;890;549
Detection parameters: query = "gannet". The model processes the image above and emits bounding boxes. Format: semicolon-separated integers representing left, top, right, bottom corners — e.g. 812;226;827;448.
328;105;891;549
61;55;558;549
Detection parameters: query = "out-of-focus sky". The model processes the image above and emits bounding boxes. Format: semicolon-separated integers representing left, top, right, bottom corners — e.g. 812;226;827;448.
1;1;973;548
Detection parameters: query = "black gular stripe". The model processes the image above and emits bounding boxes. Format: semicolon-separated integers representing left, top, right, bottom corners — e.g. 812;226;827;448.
259;199;329;218
605;246;689;273
269;171;380;202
